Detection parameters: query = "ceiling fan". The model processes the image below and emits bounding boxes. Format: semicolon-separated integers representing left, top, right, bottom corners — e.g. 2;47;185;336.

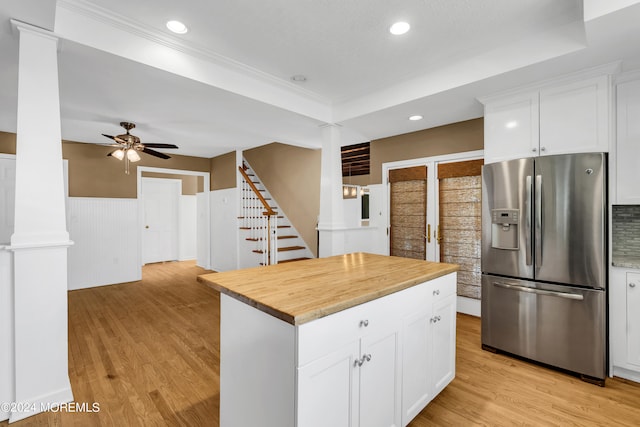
102;122;178;174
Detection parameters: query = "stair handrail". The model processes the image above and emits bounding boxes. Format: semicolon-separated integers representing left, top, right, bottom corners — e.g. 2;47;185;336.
238;166;276;216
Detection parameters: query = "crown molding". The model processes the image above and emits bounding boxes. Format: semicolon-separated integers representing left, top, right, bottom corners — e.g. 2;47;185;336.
57;0;331;105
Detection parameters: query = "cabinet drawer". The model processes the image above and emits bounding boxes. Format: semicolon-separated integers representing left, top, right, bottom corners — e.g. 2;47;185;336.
430;273;456;303
297;281;431;367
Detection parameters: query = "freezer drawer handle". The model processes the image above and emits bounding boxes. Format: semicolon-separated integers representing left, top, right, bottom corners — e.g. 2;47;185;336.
492;281;584;300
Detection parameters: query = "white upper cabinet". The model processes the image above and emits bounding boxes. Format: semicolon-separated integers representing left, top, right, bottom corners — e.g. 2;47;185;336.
483;91;539;163
539;76;610;156
482;71;613;164
615;74;640;204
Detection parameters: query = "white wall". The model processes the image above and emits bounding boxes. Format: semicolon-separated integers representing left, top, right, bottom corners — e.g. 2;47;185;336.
179;195;197;261
0;247;13;422
210;188;238;272
196;192;210;269
67;198;140;290
341;184;388;256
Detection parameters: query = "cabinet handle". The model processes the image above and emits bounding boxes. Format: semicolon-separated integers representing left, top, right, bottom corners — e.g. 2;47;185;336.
540;146;546;152
433;289;440;296
631;283;637;288
354;354;372;367
532;148;537;153
359;320;369;327
430;316;442;323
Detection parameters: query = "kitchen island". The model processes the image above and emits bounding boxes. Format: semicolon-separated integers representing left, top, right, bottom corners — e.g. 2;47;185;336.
198;252;458;427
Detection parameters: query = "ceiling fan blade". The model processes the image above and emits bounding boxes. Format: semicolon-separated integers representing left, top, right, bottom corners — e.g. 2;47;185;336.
143;143;179;149
102;134;116;140
142;147;171;160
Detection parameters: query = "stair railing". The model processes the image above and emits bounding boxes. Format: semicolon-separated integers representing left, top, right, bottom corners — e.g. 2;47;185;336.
238;165;278;265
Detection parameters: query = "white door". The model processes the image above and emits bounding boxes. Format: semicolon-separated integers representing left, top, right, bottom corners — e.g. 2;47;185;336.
141;178;180;264
359;328;402;427
297;341;360;427
431;294;457;396
0;158;16;243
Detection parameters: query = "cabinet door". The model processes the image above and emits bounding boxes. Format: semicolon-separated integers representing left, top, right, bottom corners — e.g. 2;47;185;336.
616;78;640;204
628;273;640;368
539;75;610;156
431;294;456;396
401;309;431;426
359;327;402;427
483;91;539;164
297;341;360;427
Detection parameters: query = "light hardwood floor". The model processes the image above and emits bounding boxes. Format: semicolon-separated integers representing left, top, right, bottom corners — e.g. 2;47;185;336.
3;260;640;426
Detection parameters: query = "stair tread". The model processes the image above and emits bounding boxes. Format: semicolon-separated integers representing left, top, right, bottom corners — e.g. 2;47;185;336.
252;245;305;254
246;235;298;241
277;257;311;264
239;225;290;230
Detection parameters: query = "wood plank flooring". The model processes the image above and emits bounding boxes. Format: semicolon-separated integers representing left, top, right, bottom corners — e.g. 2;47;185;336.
2;260;640;426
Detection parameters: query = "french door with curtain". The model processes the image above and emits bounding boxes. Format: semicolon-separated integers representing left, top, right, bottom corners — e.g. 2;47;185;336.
387;156;483;300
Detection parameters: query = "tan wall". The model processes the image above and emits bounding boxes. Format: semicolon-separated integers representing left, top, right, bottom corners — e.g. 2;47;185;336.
369;118;484;184
210;151;237;190
141;172;204;195
244;143;321;257
62;141;210;198
342;174;370;186
0;131;16;154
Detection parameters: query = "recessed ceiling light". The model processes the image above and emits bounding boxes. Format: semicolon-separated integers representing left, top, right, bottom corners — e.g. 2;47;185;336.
291;74;307;82
166;20;188;34
409;115;423;121
390;21;410;35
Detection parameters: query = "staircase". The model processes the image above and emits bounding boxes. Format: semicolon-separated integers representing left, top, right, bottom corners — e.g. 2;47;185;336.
238;161;313;267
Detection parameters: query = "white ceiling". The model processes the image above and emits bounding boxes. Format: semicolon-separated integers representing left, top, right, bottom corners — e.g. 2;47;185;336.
1;0;640;158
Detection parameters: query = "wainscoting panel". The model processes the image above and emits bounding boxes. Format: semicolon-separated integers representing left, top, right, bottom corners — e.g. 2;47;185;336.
210;188;238;272
0;248;13;422
67;198;140;290
196;192;210;269
179;195;197;261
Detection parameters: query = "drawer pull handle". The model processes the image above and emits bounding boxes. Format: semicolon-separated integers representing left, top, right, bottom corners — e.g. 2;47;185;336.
354;353;372;367
430;316;441;323
631;283;637;288
359;320;369;327
433;289;440;296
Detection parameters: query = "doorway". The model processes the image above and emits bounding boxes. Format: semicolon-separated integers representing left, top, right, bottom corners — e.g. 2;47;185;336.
385;151;483;299
141;178;180;264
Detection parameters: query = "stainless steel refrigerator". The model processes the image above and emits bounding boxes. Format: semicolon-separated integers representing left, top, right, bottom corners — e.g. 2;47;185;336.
481;153;607;384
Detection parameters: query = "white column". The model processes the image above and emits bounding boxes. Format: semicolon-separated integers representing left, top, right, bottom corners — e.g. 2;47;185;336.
9;21;73;422
317;124;346;257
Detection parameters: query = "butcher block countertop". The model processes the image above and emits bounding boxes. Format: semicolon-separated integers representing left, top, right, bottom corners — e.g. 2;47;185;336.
197;252;458;325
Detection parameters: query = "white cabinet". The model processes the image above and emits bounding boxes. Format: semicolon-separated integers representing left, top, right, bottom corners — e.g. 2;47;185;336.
610;268;640;382
219;272;457;427
615;75;640;204
401;275;456;426
482;75;611;164
483;91;539;163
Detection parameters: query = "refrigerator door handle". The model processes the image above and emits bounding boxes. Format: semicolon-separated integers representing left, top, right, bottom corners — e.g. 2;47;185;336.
525;175;532;266
535;175;542;268
492;281;584;300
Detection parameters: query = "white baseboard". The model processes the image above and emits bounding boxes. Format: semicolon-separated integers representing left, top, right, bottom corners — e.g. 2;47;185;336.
457;296;481;317
612;366;640;384
9;385;74;423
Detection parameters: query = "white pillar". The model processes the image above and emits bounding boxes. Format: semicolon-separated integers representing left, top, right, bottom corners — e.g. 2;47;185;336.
317;124;346;257
9;21;73;422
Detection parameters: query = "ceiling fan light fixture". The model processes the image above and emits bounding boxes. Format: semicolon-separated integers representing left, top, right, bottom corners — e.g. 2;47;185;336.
111;149;125;160
127;149;141;162
166;20;188;34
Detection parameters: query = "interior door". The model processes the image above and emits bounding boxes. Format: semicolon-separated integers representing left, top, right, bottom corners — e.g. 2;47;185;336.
389;166;427;260
141;178;180;264
437;159;483;299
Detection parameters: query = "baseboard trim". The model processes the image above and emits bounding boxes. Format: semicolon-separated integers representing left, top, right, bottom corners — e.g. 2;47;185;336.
457;296;481;317
612;366;640;384
9;385;74;423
